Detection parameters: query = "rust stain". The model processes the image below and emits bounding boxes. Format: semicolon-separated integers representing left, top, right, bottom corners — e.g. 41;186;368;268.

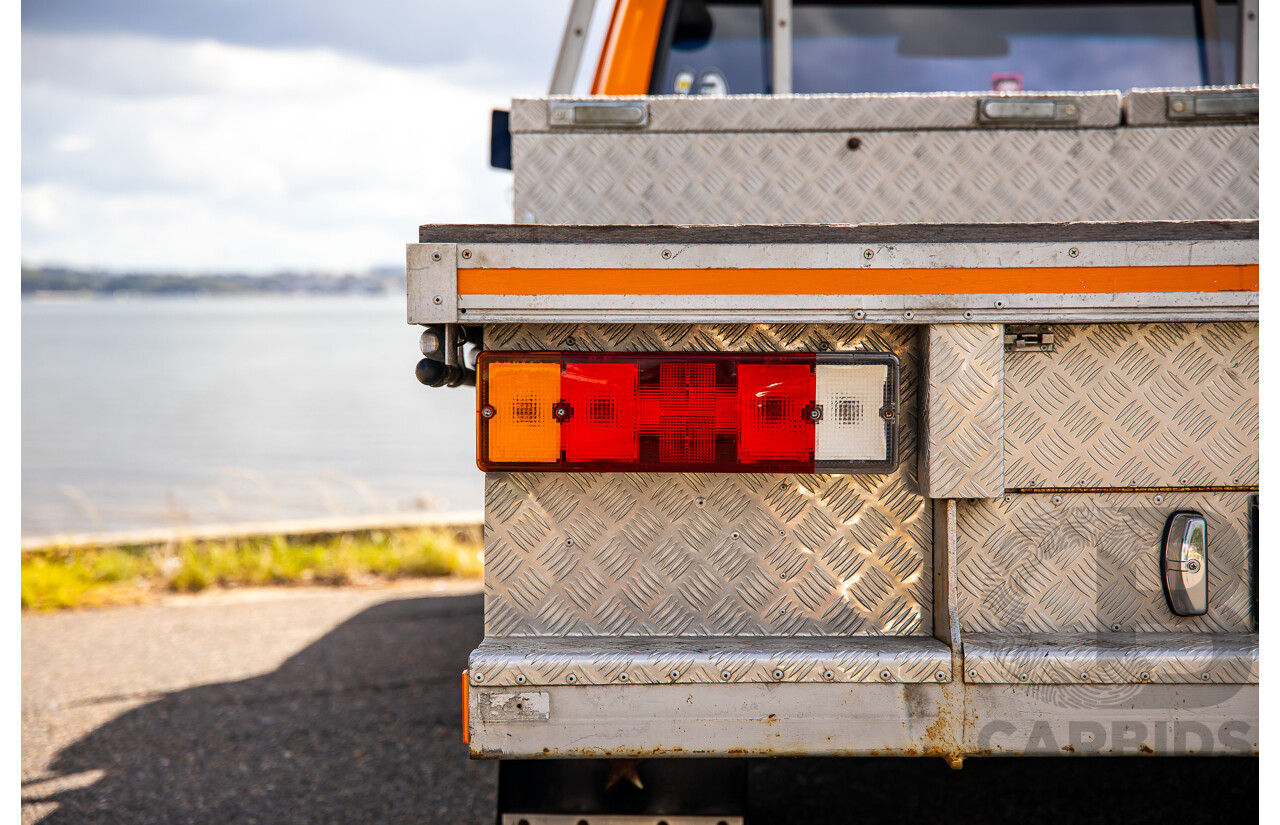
1139;745;1155;755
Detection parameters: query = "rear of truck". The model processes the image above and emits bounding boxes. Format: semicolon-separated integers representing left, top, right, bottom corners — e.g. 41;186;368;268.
408;2;1258;821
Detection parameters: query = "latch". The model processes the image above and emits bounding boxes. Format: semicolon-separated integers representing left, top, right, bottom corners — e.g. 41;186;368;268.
978;97;1081;125
548;100;649;128
1004;327;1055;353
1167;90;1258;121
1162;511;1208;617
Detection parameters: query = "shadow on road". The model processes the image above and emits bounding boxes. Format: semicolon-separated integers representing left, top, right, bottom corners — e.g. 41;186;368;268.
28;593;496;824
26;589;1258;824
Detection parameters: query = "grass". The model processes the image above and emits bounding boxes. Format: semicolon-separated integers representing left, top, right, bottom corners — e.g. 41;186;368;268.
21;526;483;612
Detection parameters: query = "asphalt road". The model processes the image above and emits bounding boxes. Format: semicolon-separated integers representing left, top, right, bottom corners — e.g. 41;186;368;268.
22;582;1258;824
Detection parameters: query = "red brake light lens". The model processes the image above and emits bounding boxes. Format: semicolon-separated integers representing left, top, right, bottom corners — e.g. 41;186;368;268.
477;352;899;473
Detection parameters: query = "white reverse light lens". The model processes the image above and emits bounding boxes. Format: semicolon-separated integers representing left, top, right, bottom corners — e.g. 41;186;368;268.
815;364;890;462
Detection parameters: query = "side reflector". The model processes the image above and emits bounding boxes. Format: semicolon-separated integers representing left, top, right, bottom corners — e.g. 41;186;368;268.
478;352;899;473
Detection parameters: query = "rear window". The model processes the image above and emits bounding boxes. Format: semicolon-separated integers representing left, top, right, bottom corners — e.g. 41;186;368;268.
652;0;1242;95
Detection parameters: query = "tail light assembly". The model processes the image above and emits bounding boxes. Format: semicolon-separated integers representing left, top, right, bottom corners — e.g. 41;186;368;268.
476;352;899;473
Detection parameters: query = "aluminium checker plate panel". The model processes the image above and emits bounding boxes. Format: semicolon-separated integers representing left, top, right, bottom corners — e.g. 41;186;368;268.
512;127;1257;226
481;323;931;638
1004;322;1259;489
919;324;1004;499
956;491;1254;635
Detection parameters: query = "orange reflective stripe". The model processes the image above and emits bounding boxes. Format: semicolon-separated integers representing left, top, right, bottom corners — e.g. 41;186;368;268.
592;0;667;95
461;670;470;745
459;265;1258;296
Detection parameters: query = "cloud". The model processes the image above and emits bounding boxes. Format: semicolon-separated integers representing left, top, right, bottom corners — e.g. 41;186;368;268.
23;32;548;272
23;0;575;81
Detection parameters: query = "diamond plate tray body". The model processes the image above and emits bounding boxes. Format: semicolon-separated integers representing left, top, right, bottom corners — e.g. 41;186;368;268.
1004;323;1258;488
963;632;1258;684
482;323;931;637
510;92;1121;133
469;636;951;686
512;127;1257;225
956;492;1254;634
919;324;1004;499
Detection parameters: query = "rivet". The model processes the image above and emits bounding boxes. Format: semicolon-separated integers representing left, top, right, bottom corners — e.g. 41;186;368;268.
670;670;680;680
516;673;526;684
994;300;1006;309
1154;495;1164;504
904;310;915;320
935;671;947;682
823;669;835;681
854;309;866;320
879;669;892;681
1112;623;1122;632
661;249;672;260
1004;495;1013;503
695;496;706;507
619;672;629;681
1052;495;1063;505
564;336;576;346
461;249;472;259
1081;672;1089;680
431;251;442;262
565;538;574;546
772;669;785;680
721;670;732;681
566;673;577;683
432;295;443;305
474;672;484;682
1063;104;1077;116
863;249;875;260
1068;247;1080;258
1172;100;1187;113
967;669;977;678
846;136;862;151
963;311;973;320
1201;673;1210;681
1140;671;1151;681
731;531;740;540
1019;673;1029;681
779;529;786;536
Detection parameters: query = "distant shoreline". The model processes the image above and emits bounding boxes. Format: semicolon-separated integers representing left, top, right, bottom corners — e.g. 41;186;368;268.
21;266;405;297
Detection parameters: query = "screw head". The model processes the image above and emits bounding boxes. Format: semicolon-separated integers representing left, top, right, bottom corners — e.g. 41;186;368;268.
661;249;672;259
808;408;821;420
432;295;443;305
863;249;875;260
1068;247;1080;258
1186;559;1201;573
481;405;496;419
431;251;442;262
1063;104;1077;116
461;249;472;259
1004;495;1013;502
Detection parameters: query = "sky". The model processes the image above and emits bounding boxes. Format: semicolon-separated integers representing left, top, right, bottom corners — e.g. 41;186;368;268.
21;0;604;273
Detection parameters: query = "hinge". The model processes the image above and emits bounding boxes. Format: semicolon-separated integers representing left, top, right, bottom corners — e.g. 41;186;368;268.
1004;326;1055;353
